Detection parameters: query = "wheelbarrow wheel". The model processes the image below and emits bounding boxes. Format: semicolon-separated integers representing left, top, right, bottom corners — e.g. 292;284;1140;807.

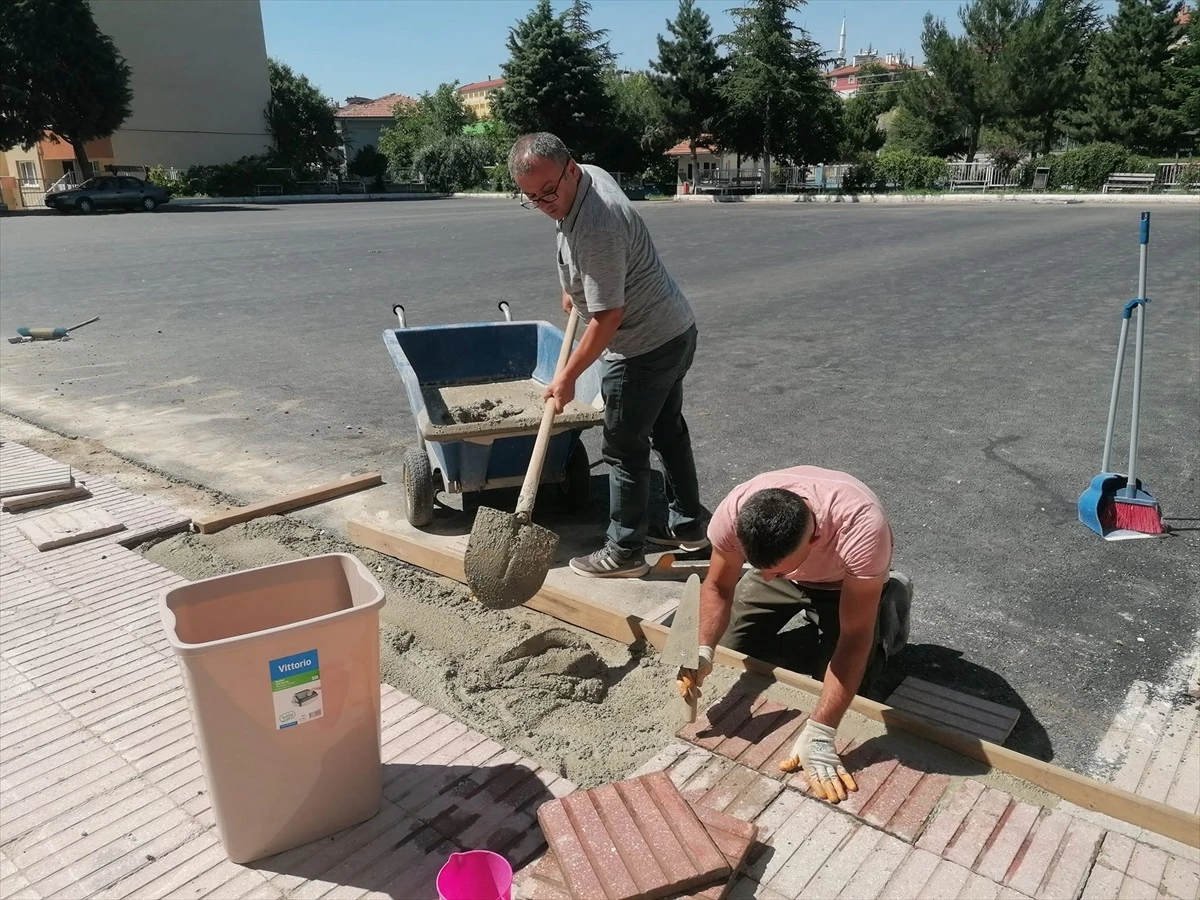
403;447;435;527
560;441;591;510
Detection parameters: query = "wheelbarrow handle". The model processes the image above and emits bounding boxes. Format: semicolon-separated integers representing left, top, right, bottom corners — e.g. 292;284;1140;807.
393;304;407;328
514;307;580;521
498;301;513;322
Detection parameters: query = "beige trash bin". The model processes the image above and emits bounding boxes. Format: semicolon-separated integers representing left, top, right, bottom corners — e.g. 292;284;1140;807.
160;553;387;864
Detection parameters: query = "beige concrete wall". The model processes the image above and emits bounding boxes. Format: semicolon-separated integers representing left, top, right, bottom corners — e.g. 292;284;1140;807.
88;0;272;168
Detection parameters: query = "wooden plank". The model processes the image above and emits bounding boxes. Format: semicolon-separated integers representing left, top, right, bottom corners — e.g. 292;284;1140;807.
15;507;126;551
1;486;91;513
194;473;383;534
345;518;1200;850
346;519;645;645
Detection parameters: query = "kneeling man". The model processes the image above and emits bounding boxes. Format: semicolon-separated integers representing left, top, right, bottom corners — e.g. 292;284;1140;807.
685;466;912;802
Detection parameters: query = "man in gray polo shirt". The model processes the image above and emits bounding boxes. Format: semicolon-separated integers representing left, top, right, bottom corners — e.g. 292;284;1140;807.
508;132;706;578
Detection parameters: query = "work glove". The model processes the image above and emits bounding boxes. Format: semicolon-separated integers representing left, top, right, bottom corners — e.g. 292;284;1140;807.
779;720;859;803
676;645;714;704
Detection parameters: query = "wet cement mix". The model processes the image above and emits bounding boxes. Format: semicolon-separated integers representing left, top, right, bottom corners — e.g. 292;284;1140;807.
141;517;1056;804
419;379;601;439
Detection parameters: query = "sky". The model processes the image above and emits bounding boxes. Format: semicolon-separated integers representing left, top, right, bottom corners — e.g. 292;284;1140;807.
256;0;973;103
261;0;1123;105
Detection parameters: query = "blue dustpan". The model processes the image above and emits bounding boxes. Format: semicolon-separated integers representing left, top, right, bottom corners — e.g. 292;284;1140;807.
1078;473;1155;536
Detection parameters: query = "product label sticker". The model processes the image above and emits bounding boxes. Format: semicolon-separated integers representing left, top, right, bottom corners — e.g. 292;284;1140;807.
269;649;322;729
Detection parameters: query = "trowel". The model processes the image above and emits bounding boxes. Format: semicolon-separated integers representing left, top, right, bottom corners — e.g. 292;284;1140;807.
661;574;703;724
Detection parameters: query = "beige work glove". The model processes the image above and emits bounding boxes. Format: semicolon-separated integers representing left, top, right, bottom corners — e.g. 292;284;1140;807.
779;720;859;803
676;645;714;704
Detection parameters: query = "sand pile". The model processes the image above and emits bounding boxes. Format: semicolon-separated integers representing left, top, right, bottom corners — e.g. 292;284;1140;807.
140;518;738;787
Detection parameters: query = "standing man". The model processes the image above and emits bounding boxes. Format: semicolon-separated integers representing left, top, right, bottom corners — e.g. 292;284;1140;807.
508;132;707;578
682;466;912;803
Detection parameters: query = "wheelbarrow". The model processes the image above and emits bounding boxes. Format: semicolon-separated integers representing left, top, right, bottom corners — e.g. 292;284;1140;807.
383;302;605;527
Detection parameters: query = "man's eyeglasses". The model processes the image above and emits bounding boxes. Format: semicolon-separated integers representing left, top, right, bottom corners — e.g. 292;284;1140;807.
520;162;569;209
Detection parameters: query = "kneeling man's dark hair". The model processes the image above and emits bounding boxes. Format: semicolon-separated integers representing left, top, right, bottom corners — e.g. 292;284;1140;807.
735;489;811;570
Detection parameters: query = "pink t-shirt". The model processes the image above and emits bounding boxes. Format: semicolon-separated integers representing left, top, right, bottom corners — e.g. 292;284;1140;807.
707;466;893;586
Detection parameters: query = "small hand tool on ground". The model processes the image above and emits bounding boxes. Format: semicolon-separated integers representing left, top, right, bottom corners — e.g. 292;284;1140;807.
661;574;703;723
464;307;581;609
11;316;100;342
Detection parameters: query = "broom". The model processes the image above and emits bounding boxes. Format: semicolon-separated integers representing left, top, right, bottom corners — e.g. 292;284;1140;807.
1098;212;1166;535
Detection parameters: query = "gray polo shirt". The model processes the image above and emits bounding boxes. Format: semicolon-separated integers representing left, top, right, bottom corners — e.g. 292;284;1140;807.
556;165;695;360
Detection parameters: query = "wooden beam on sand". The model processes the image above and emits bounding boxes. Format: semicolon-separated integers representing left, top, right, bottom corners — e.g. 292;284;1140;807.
193;473;382;535
346;518;1200;849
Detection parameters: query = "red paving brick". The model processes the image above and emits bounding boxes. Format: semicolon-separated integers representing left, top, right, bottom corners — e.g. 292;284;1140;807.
943;787;1014;869
917;779;987;855
536;772;731;900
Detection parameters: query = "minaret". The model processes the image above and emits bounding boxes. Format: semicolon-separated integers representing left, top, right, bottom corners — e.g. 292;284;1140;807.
837;17;847;67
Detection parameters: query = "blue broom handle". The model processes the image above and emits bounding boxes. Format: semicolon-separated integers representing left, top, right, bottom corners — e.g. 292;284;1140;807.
1126;212;1150;494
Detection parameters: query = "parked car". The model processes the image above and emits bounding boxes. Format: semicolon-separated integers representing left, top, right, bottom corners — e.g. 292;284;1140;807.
45;175;170;214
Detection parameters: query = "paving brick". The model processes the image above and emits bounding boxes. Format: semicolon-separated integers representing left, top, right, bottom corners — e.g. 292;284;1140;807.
746;791;830;886
696;762;760;813
1162;854;1200;900
628;743;690;778
860;760;927;829
767;806;855;896
917;778;986;855
1095;830;1136;872
668;746;716;788
886;677;1020;744
1126;841;1170;886
973;800;1041;883
712;698;789;761
680;754;739;800
917;858;974;899
1113;698;1172;794
943;787;1013;869
886;772;952;844
1035;819;1103;900
1135;704;1198;804
98;832;225;900
1164;724;1200;816
725;709;807;775
723;771;785;823
678;687;757;751
879;847;941;899
1004;810;1072;896
836;742;901;816
959;870;1004;899
795;822;879;899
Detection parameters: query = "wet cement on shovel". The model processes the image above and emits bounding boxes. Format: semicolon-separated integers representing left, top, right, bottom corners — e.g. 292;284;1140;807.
465;505;557;609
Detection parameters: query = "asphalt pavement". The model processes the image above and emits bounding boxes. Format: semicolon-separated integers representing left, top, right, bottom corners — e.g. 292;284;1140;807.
1;197;1197;771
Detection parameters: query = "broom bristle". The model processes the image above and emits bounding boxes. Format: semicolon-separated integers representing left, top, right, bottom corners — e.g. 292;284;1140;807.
1112;499;1166;534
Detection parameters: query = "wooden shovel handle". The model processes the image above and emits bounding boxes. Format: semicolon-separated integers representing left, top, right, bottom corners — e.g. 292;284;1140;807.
514;307;581;520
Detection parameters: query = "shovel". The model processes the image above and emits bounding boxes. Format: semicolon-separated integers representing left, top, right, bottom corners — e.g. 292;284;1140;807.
465;307;581;609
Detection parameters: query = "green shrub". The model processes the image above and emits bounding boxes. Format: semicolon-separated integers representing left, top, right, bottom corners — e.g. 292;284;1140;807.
176;156;296;197
1045;143;1152;191
412;135;491;193
841;154;882;193
875;150;949;191
489;163;516;195
1179;163;1200;189
347;145;388;191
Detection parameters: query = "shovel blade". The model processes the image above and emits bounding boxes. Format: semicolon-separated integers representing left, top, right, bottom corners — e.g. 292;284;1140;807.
465;505;558;610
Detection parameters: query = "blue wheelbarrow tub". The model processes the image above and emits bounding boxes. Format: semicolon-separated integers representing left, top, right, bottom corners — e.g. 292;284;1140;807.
383;320;604;495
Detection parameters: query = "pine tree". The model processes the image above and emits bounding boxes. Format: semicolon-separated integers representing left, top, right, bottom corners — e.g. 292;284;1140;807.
0;0;131;174
650;0;728;180
492;0;612;157
564;0;616;68
1001;0;1100;155
1076;0;1183;154
1163;5;1200;141
716;0;842;188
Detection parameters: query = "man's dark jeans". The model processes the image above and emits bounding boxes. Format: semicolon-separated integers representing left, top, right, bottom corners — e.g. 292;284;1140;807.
601;325;702;558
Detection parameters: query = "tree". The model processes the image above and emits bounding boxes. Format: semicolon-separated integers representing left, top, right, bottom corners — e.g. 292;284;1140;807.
999;0;1100;155
377;83;473;176
564;0;617;68
347;145;388;189
492;0;612;157
716;0;843;188
650;0;728;180
266;59;341;174
1164;5;1200;141
837;61;902;159
0;0;132;176
412;134;492;192
1076;0;1182;153
595;70;672;178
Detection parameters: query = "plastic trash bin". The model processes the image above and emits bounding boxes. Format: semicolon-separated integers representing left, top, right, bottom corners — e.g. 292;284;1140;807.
160;553;387;863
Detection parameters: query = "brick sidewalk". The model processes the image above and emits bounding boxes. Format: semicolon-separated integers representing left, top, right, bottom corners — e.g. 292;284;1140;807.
3;439;1198;900
0;443;572;899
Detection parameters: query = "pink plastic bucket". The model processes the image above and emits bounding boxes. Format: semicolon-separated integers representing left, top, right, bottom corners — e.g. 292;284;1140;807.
436;850;513;900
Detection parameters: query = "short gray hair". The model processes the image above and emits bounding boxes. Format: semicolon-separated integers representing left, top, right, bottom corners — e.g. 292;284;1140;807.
508;132;570;177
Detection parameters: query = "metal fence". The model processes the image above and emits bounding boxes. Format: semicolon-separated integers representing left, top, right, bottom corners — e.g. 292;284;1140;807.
946;161;1021;191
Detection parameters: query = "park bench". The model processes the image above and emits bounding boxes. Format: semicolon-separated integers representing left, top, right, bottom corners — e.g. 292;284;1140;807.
1102;172;1156;194
253;184;283;197
950;175;988;191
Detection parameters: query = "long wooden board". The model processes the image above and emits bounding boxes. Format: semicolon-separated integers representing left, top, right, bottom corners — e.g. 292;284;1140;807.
346;518;1200;849
194;473;383;534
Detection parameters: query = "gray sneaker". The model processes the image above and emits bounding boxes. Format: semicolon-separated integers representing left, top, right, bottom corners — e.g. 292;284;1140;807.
646;522;710;552
569;547;650;579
